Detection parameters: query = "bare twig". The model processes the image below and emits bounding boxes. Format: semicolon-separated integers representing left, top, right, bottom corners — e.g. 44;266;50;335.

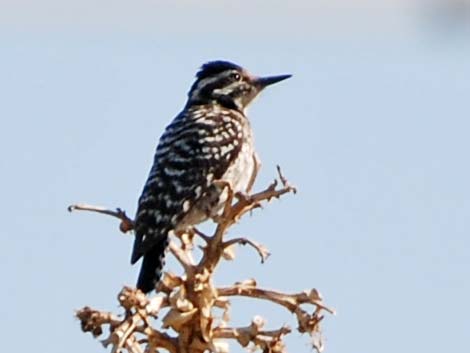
217;285;335;315
222;237;271;263
276;165;296;193
68;203;134;233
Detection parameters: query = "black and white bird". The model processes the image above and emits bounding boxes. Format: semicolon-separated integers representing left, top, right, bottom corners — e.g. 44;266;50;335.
132;60;291;293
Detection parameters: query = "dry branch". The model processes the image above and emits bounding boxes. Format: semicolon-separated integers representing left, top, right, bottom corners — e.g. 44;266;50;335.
222;237;270;263
69;167;332;353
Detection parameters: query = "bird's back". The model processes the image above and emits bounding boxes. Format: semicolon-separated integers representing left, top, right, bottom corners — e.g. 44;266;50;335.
132;104;253;291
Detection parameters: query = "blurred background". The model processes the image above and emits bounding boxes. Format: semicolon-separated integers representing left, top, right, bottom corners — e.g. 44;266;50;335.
1;1;469;352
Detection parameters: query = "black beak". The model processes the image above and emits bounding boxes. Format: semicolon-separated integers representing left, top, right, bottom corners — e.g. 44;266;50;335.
254;74;292;88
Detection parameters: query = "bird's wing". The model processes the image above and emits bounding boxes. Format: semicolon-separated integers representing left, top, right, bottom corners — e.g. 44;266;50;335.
131;109;244;263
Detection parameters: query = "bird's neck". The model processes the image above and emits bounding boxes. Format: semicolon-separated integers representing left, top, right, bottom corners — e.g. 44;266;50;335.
186;96;243;113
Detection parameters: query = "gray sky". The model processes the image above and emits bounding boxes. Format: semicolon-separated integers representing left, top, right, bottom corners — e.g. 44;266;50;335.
1;1;469;353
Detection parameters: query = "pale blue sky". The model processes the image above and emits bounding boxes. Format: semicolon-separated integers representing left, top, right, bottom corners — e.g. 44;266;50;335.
1;1;469;353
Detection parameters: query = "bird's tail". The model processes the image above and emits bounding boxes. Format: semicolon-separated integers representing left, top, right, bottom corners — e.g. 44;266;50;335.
136;238;168;293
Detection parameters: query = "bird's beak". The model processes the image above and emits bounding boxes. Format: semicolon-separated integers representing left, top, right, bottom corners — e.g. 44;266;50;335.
253;74;292;89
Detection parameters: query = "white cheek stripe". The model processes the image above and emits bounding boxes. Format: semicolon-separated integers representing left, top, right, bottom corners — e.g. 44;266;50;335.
190;76;219;100
212;81;239;96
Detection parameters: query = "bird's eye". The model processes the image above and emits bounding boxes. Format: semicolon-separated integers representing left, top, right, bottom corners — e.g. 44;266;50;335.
230;72;241;81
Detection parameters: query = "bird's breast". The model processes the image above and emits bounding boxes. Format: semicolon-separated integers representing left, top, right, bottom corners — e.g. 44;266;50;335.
219;136;255;194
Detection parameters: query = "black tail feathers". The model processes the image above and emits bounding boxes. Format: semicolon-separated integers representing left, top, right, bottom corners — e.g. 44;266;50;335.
136;240;167;293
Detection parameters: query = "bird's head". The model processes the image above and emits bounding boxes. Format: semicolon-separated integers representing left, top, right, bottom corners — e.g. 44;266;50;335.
187;60;291;112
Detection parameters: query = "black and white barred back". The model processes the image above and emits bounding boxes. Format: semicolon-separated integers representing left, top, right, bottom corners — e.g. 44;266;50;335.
132;61;290;293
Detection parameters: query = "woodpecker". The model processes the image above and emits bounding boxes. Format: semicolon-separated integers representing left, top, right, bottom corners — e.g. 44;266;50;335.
132;60;291;293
